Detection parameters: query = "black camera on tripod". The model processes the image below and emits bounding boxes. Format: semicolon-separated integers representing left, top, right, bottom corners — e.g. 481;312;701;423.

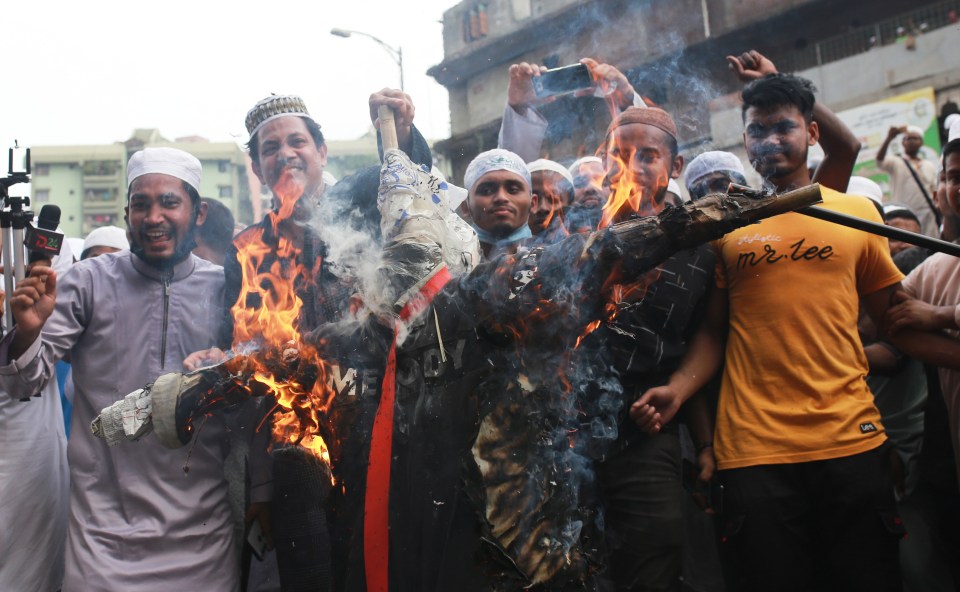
2;142;64;400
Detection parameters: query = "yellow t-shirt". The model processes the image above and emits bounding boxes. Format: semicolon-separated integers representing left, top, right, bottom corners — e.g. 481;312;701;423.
714;187;904;470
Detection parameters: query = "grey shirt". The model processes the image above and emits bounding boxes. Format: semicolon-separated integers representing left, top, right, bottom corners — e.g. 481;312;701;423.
0;251;238;591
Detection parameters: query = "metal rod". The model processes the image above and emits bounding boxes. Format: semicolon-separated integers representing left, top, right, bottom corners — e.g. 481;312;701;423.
1;223;15;332
12;226;26;282
799;205;960;258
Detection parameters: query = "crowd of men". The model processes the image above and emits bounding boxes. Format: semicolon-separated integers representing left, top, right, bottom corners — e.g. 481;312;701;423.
2;47;960;592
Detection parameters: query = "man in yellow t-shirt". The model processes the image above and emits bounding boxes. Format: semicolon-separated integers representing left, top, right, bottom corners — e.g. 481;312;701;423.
628;62;960;591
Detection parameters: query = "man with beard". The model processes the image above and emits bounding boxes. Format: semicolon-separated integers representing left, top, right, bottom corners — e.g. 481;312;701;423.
0;147;237;590
566;156;608;233
632;69;960;591
877;124;940;236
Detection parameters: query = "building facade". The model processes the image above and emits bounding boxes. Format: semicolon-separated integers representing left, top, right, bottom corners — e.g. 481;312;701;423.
30;129;251;238
428;0;959;183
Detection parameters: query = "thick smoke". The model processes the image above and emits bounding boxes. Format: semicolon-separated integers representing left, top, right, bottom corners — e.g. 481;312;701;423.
532;2;729;162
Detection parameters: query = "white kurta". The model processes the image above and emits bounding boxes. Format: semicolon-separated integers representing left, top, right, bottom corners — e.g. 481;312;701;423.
0;242;74;592
0;251;239;591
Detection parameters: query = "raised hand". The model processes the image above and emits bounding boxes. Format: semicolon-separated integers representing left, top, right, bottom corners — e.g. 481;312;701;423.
369;88;416;152
507;62;551;115
726;50;778;83
9;265;57;357
580;57;637;110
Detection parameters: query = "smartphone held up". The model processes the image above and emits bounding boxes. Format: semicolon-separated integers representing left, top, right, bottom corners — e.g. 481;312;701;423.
532;63;594;99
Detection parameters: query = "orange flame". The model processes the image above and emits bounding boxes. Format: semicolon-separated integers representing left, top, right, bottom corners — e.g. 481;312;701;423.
574;320;602;349
598;134;669;230
230;171;336;468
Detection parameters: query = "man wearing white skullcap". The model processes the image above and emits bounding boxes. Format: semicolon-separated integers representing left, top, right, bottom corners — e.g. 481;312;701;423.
684;151;748;200
666;179;684;203
527;158;574;239
464;148;534;258
564;156;608;232
1;147;239;590
568;156;608;209
945;114;960;143
877;124;939;236
81;225;129;260
846;176;885;218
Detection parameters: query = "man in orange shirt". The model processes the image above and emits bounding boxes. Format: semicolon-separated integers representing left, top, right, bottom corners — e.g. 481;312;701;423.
630;56;960;591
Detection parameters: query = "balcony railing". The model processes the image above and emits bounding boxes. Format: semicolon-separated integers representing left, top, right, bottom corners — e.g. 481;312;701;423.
780;0;959;72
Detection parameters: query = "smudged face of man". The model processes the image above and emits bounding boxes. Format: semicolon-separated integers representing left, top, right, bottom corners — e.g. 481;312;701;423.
743;104;818;184
125;173;206;268
468;170;533;237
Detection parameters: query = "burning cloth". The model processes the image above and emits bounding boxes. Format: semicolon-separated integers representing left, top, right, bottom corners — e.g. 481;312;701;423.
93;152;821;590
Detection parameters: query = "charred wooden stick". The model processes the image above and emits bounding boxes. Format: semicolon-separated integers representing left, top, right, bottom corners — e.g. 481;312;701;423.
378;105;399;153
593;183;823;274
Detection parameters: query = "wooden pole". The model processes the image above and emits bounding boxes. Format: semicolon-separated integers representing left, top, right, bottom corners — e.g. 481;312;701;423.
378;105;399;153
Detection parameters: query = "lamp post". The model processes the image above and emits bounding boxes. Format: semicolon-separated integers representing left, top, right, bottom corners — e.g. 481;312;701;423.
330;28;404;91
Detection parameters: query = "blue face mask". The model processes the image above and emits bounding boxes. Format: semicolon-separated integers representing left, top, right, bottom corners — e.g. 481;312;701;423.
471;223;532;247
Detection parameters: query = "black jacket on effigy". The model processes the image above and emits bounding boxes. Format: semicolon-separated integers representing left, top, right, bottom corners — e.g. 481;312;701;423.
217;125;433;590
310;236;623;592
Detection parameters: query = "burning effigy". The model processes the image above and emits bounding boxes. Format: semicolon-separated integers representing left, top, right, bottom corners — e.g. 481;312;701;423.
92;133;820;590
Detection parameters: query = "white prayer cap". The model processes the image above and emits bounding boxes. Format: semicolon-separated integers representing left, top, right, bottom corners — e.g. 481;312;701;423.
569;156;602;176
127;147;202;194
528;159;574;186
431;166;468;209
905;125;925;137
949;117;960;143
65;237;84;262
667;179;682;197
83;225;129;253
846;176;883;205
883;202;921;225
463;148;531;192
684;151;746;190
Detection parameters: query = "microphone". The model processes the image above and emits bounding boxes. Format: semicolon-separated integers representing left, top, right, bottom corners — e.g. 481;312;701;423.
25;204;64;264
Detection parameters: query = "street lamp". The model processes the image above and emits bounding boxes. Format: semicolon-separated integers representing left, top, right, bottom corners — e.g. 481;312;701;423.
330;28;404;91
